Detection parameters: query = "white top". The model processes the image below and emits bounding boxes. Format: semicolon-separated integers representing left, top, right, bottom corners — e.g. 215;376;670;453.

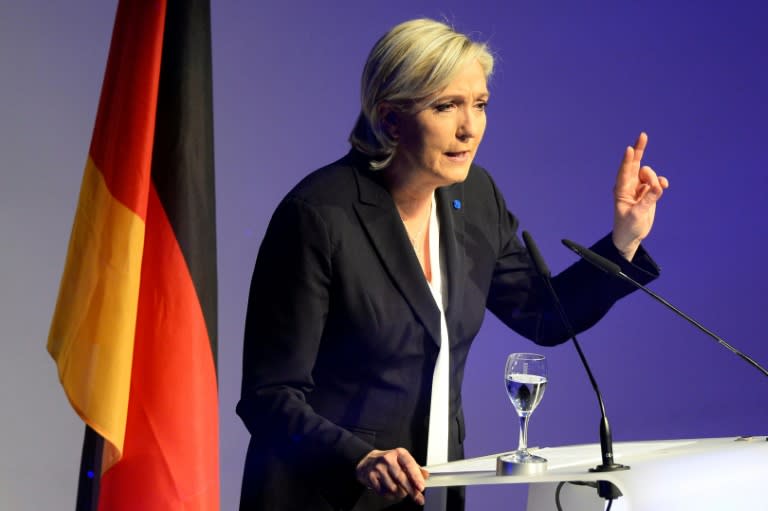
425;192;449;465
424;193;450;511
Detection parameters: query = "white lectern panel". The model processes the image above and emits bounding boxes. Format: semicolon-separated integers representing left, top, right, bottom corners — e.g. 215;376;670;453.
425;437;768;510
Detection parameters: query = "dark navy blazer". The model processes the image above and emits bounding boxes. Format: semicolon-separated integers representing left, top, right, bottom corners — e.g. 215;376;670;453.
237;150;658;510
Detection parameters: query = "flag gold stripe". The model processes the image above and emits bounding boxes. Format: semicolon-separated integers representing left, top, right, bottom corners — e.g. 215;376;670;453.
48;156;145;464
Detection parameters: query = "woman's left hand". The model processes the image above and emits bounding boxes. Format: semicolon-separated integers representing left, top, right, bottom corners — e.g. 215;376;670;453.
612;132;669;260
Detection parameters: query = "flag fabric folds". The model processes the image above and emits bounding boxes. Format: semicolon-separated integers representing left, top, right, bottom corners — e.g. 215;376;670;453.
47;0;219;509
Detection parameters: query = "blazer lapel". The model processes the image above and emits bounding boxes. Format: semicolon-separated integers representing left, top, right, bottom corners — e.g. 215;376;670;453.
352;167;442;347
436;185;465;327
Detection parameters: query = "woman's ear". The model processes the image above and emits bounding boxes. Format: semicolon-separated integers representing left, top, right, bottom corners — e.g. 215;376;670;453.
377;103;399;140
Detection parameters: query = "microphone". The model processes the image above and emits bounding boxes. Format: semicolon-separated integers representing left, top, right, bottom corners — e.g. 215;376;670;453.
561;238;768;378
522;232;628;497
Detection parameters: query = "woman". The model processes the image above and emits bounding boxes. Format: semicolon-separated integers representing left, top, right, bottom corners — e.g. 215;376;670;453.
237;18;668;511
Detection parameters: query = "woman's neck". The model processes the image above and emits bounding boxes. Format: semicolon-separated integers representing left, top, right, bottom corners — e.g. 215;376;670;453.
382;163;435;280
383;163;436;219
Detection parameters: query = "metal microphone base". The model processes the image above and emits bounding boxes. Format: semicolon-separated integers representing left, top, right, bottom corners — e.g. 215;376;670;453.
590;463;630;473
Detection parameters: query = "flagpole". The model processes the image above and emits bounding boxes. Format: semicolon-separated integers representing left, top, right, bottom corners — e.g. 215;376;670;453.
75;426;103;511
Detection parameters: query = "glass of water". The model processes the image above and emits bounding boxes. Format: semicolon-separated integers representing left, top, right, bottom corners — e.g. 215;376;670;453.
498;352;548;474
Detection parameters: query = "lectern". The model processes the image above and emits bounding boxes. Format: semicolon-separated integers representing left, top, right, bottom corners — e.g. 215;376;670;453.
425;437;768;510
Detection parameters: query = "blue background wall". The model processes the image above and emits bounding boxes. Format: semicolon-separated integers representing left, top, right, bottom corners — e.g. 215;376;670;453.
1;2;766;509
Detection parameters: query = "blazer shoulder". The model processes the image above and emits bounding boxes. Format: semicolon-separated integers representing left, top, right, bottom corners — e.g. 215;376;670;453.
269;152;373;248
285;152;360;208
463;162;501;195
453;162;509;220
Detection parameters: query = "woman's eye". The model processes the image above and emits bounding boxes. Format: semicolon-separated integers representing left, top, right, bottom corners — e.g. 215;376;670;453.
435;103;455;112
475;101;488;111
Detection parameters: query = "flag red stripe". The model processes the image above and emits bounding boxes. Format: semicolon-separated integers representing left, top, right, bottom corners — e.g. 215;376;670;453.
97;183;219;510
89;0;166;220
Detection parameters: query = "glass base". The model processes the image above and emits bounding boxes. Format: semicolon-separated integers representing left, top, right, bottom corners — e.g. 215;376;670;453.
496;450;548;476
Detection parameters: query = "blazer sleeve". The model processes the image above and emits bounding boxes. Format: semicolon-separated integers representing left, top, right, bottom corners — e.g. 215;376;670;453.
485;176;660;346
236;197;373;477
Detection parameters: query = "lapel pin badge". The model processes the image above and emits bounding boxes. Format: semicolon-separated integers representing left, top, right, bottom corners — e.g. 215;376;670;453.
452;199;462;210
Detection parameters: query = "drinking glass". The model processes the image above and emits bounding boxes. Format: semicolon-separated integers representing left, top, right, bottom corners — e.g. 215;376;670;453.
498;352;548;474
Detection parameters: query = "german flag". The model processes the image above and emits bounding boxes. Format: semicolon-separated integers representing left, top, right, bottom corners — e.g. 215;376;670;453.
47;1;219;509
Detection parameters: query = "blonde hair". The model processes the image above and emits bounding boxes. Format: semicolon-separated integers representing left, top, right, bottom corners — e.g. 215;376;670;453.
349;18;494;169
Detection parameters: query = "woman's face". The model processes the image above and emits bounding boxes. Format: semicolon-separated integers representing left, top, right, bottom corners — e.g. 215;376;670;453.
388;59;489;188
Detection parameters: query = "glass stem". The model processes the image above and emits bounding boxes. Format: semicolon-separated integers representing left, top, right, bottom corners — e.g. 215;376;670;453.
518;414;530;453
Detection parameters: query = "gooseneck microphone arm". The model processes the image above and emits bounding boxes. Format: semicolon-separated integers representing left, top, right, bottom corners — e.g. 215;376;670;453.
522;232;628;482
561;238;768;378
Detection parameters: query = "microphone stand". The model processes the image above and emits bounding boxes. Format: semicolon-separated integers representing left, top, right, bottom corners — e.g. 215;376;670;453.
522;232;627;501
561;238;768;379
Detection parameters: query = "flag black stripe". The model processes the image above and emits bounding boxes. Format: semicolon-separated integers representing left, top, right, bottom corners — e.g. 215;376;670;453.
151;0;218;366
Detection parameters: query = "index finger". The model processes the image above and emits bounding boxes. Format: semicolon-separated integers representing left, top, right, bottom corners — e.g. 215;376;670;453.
615;133;649;189
632;132;648;163
396;450;426;493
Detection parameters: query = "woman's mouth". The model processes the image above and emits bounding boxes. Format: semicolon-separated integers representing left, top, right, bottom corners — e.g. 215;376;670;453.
445;151;470;162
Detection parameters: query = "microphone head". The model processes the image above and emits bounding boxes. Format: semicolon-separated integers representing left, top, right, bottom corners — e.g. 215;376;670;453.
561;239;622;276
522;230;552;279
561;238;587;257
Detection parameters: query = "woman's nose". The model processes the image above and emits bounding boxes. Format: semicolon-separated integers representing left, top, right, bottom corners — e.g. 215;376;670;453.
456;108;479;140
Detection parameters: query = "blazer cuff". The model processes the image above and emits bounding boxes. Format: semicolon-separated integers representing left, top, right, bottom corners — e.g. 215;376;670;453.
319;430;375;508
591;234;660;286
337;430;376;469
